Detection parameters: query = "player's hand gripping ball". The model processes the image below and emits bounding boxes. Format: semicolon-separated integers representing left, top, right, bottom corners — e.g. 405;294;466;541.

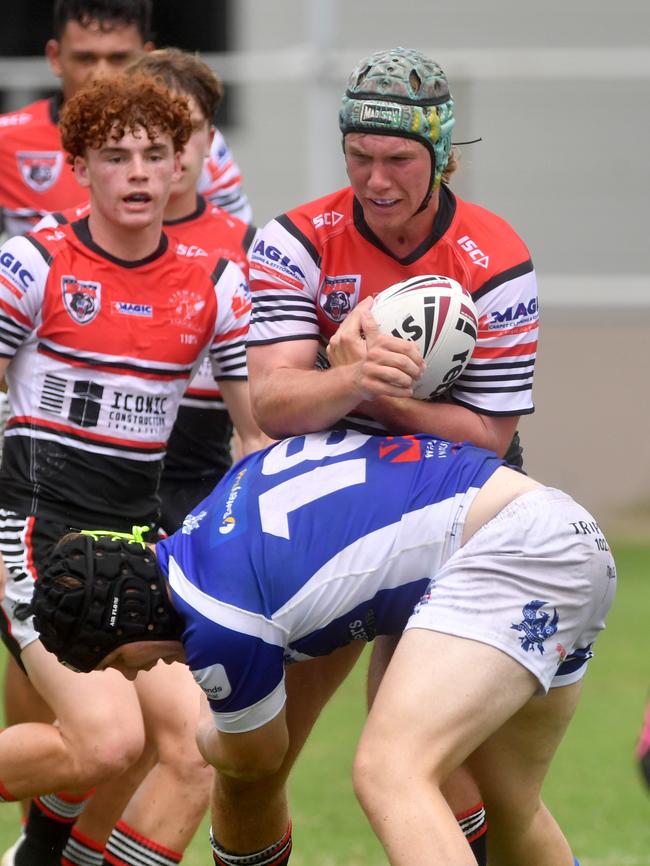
372;275;478;399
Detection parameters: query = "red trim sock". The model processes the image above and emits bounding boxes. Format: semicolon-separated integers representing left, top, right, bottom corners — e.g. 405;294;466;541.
62;826;104;866
103;820;182;866
456;802;487;866
210;821;292;866
32;791;91;823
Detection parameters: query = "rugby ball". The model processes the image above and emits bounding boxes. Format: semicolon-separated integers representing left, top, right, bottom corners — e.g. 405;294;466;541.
372;275;478;399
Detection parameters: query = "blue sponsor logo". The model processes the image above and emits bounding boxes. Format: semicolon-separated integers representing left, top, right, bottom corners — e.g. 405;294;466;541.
0;251;34;290
115;302;153;317
252;240;305;280
489;297;538;326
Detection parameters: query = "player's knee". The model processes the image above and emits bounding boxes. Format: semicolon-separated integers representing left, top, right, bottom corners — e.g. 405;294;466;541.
158;745;213;793
72;725;145;786
352;741;399;814
354;734;448;815
216;750;287;783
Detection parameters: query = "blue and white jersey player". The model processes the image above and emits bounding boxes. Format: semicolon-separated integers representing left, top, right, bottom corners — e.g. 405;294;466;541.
155;429;614;734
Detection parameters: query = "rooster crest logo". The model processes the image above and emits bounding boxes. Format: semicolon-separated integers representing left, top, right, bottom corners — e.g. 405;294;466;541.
511;600;559;655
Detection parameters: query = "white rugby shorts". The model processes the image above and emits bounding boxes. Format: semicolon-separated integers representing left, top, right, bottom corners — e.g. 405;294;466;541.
405;488;617;692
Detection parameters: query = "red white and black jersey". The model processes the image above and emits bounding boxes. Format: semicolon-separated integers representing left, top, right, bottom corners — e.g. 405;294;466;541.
162;197;256;482
34;199;255;484
41;197;256;412
0;217;249;527
249;185;538;422
0;96;88;237
198;129;252;223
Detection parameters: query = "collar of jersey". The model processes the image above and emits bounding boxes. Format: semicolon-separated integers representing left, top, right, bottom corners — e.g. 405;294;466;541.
352;184;456;266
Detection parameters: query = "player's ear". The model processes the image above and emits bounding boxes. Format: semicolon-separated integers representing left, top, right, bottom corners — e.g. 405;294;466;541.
206;125;216;158
45;39;63;78
143;41;155;53
73;155;91;188
171;151;183;184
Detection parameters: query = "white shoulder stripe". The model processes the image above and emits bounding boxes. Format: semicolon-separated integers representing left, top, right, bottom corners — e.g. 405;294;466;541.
167;557;286;646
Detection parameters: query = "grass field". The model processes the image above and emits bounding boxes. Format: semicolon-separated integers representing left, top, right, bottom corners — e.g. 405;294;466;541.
0;541;648;865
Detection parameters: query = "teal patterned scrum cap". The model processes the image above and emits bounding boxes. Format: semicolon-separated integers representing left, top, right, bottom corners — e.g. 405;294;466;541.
339;47;455;186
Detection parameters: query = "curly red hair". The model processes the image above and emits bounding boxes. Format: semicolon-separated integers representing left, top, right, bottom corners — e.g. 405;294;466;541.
60;73;191;161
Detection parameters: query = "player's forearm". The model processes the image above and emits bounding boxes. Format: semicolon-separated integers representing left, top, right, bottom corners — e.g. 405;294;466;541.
251;365;364;439
237;429;274;457
359;396;517;457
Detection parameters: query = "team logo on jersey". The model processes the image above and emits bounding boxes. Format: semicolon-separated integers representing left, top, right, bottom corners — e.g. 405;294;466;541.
318;275;360;323
379;435;422;463
61;275;101;325
17;151;64;192
169;290;207;331
511;600;559;654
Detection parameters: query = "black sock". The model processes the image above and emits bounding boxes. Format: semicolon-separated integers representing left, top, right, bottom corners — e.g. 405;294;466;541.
15;794;85;866
457;802;487;866
469;829;487;866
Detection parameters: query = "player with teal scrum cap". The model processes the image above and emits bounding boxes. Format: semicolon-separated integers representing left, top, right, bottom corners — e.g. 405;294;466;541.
247;46;540;865
339;46;455;207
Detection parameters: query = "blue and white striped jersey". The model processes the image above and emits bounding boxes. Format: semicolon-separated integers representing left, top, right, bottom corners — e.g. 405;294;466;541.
156;430;503;732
